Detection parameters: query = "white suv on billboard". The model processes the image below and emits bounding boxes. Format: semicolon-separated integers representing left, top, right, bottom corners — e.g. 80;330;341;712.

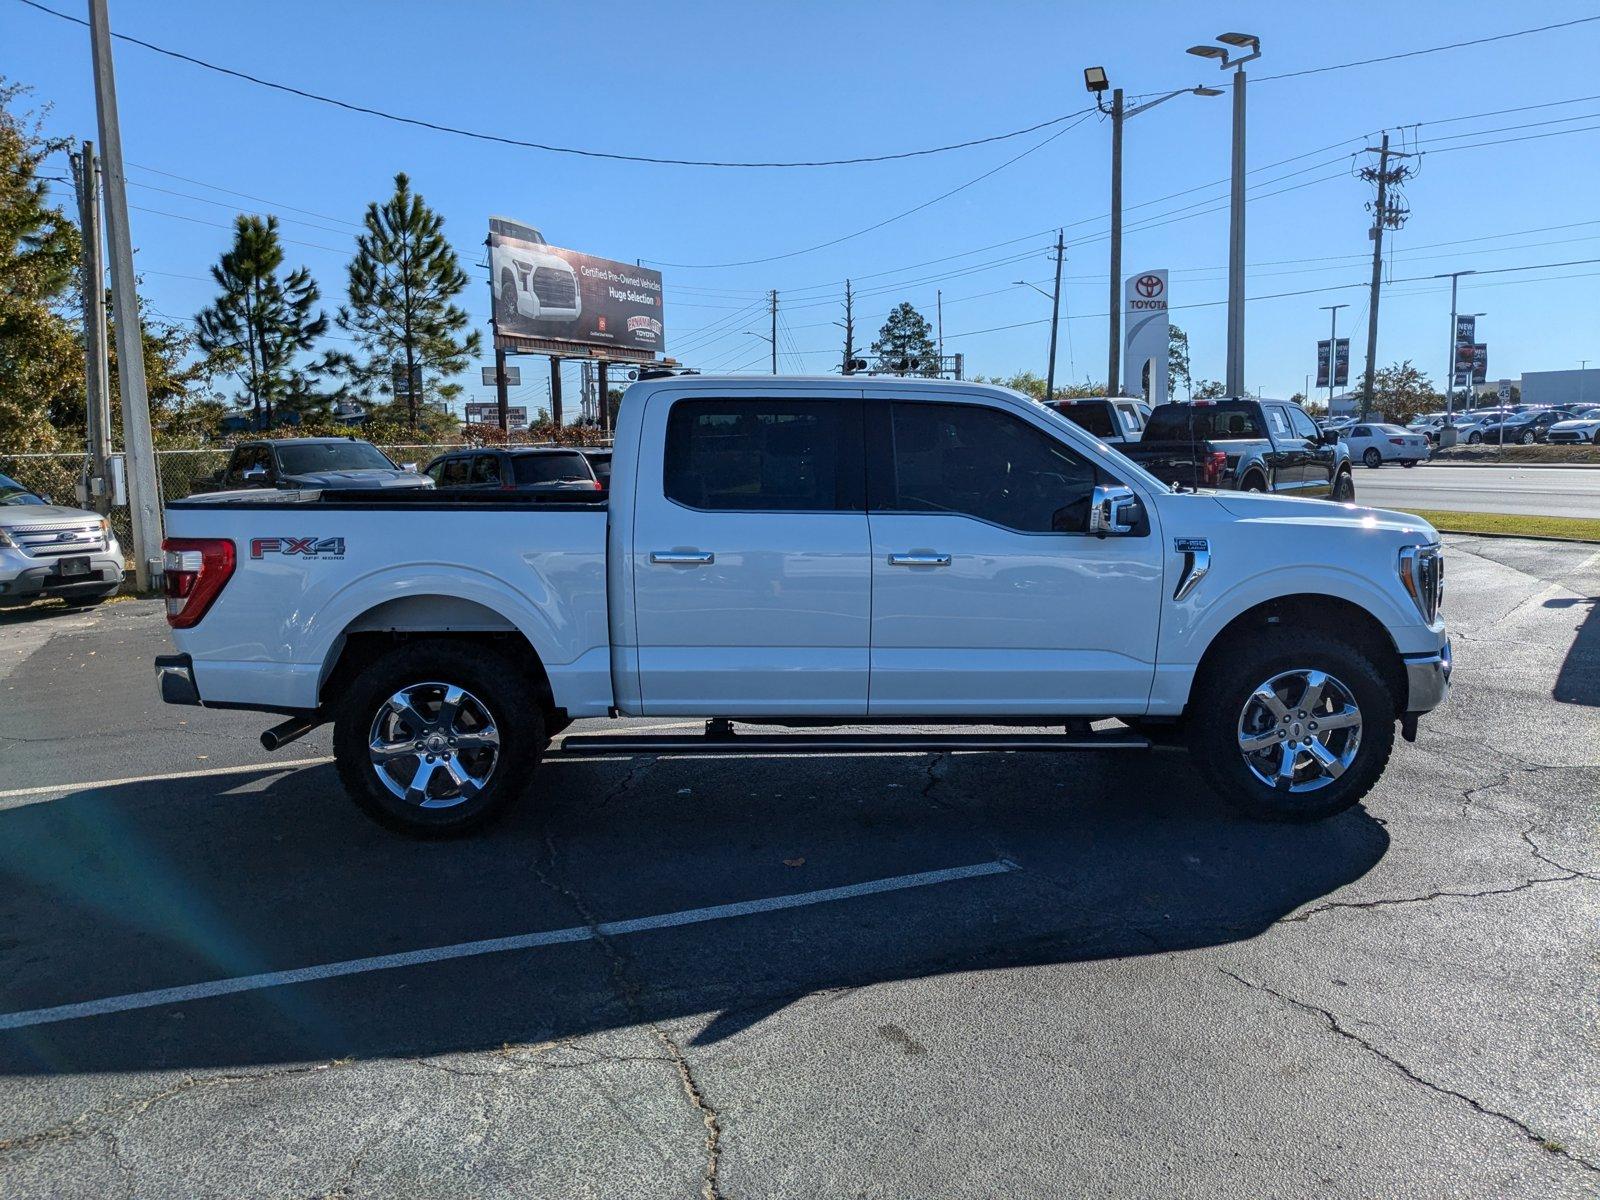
491;222;581;325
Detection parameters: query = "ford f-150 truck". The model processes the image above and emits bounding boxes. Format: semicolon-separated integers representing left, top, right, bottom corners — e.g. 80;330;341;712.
155;376;1450;836
1123;398;1355;501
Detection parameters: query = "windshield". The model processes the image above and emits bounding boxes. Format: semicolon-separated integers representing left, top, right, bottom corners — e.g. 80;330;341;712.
1143;403;1266;441
0;474;44;505
275;442;396;474
512;452;594;485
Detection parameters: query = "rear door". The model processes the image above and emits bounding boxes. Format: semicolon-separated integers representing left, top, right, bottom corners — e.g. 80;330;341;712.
865;397;1163;716
630;391;870;716
470;453;503;490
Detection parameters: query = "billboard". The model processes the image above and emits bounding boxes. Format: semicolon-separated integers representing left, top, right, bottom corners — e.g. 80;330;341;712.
488;217;665;356
1316;338;1350;389
464;402;528;428
1122;270;1169;404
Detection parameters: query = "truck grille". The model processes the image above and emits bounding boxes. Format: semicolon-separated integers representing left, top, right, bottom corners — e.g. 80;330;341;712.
12;522;105;558
530;267;577;309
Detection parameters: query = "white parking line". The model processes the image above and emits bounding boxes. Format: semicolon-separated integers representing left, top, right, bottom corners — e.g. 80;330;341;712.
0;859;1017;1031
0;721;704;808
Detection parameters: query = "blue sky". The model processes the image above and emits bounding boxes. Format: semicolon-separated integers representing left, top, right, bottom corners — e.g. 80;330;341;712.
8;0;1600;416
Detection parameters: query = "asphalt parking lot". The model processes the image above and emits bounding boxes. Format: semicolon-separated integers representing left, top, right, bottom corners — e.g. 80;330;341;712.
0;534;1595;1199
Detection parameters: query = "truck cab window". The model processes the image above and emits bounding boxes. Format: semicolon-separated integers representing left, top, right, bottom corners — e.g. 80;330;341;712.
471;455;502;485
440;457;471;487
885;402;1099;533
1287;407;1320;440
664;399;843;511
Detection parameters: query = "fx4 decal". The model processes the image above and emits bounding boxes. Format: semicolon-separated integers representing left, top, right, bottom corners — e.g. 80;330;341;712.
250;536;346;560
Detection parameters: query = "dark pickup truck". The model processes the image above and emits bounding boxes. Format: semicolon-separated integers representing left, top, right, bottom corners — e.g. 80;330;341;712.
1120;399;1354;501
199;437;434;495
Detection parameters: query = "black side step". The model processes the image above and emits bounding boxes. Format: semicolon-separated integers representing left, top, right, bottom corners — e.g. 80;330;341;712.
558;730;1150;757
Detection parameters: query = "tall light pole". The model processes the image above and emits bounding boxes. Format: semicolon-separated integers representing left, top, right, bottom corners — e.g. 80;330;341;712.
1188;32;1261;397
1319;303;1348;410
1083;66;1219;397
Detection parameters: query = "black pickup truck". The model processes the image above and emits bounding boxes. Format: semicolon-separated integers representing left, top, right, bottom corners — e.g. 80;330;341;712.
1120;399;1355;501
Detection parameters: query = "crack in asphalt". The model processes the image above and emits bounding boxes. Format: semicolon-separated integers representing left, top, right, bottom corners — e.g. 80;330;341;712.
533;822;725;1200
298;1119;403;1200
1278;872;1588;924
598;754;656;812
0;1059;355;1160
1220;968;1600;1176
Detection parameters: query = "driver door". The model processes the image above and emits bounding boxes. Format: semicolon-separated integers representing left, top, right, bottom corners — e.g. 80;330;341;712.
865;398;1164;716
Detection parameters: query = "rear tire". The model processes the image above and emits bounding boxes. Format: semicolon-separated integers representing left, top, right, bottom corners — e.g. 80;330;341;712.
1363;448;1383;468
334;640;545;837
1519;430;1536;445
1188;629;1396;823
1468;431;1482;444
1241;475;1267;493
1400;459;1417;468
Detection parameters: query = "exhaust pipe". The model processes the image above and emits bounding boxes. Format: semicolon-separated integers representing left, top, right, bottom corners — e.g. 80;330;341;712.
261;712;322;752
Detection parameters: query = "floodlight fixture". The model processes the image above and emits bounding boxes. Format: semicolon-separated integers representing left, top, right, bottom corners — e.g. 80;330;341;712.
1216;31;1259;48
1186;44;1226;59
1083;65;1109;93
1193;86;1223;97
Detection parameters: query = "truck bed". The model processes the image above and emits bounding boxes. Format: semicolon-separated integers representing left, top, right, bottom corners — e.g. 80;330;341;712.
168;486;608;510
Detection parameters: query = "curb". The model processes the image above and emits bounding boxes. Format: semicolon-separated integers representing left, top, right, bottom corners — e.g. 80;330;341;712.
1423;459;1600;470
1437;529;1600;546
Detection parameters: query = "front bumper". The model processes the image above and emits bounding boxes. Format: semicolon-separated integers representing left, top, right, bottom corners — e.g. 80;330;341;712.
0;551;124;600
1403;638;1452;714
155;653;202;706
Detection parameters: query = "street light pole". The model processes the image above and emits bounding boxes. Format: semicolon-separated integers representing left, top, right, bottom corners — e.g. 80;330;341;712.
1435;270;1477;421
1187;34;1260;397
1084;67;1220;399
1319;303;1348;410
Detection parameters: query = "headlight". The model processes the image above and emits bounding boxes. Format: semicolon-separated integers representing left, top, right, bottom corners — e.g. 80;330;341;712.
1398;544;1444;623
0;528;13;548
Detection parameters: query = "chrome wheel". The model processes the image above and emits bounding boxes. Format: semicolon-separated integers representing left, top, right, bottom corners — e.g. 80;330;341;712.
1236;668;1363;794
368;681;500;809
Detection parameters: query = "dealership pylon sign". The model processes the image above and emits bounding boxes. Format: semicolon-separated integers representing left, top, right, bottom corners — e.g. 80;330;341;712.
1122;269;1169;404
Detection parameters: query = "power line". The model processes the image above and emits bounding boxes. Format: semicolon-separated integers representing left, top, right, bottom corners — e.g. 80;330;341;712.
15;0;1094;169
648;114;1093;268
1253;15;1600;83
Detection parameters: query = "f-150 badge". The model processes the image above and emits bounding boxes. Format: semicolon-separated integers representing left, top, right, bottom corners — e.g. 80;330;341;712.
1172;538;1211;601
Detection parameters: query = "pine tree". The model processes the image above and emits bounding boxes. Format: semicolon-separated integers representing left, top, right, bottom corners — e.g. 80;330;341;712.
333;173;479;430
0;79;81;452
195;214;327;427
872;301;938;377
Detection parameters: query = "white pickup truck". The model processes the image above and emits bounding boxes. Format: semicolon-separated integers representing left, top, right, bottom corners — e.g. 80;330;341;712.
155;376;1450;836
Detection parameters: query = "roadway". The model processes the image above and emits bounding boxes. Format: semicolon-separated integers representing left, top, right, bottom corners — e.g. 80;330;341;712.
1357;463;1600;519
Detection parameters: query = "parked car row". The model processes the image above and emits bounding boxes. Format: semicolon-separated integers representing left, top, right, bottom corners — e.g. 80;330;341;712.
1340;424;1430;468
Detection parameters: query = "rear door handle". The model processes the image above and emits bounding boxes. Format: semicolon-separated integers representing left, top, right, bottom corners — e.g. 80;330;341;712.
887;553;951;567
650;550;714;565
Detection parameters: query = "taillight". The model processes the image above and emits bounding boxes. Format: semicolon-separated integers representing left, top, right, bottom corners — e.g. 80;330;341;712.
1389;438;1406;446
589;479;604;491
1202;450;1227;486
162;538;235;629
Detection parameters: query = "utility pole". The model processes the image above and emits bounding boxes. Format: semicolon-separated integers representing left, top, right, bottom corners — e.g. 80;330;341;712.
1107;87;1124;396
769;289;778;375
597;360;610;435
936;288;944;366
88;0;162;589
549;358;563;427
493;347;510;438
70;141;113;516
838;279;856;375
1356;133;1415;420
1319;302;1348;411
1047;228;1065;402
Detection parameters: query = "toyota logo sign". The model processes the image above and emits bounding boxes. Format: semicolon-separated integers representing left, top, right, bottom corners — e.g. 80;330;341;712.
1135;274;1164;299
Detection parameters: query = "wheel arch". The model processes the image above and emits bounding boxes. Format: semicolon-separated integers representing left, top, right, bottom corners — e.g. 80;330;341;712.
1188;593;1406;718
317;594;558;722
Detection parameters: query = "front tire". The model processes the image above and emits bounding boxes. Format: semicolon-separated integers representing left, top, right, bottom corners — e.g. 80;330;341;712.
1400;459;1417;468
334;640;545;837
1468;431;1482;444
1188;629;1396;823
1363;448;1383;468
1519;430;1536;445
1331;469;1356;502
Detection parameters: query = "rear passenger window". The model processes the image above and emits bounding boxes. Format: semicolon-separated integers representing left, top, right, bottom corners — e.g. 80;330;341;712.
884;402;1099;534
664;399;843;510
440;457;471;487
471;454;502;485
1264;407;1293;438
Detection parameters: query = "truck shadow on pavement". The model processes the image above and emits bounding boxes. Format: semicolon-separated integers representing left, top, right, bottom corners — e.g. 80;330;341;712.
1546;595;1599;706
0;749;1388;1076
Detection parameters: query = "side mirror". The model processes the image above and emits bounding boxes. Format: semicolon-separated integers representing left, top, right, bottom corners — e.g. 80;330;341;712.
40;493;53;506
401;462;419;473
242;465;268;481
1321;429;1341;445
1089;484;1142;537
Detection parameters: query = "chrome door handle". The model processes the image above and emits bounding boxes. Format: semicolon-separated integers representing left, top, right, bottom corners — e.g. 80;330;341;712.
887;553;951;567
650;550;714;565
